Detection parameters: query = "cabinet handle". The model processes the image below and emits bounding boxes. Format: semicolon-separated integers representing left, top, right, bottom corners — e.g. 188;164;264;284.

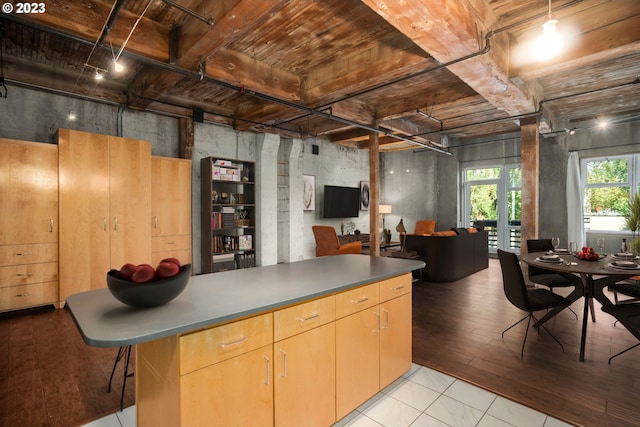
16;293;31;297
297;313;319;323
373;312;380;333
264;355;271;385
154;216;158;229
114;217;118;231
16;252;32;256
49;218;54;233
351;297;369;304
391;285;405;291
280;349;287;378
167;241;176;245
16;273;33;277
218;336;247;348
104;217;107;231
381;308;389;329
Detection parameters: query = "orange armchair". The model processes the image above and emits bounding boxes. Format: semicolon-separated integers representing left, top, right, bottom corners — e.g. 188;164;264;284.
312;226;362;257
413;220;436;236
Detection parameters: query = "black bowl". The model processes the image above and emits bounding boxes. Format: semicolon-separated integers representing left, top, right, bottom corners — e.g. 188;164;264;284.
106;264;191;307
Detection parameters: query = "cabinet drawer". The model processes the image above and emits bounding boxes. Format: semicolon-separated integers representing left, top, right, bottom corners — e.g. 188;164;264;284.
335;283;379;319
0;262;58;287
0;243;58;267
152;235;191;253
274;295;335;342
152;249;192;267
379;274;412;302
0;282;58;311
180;313;273;375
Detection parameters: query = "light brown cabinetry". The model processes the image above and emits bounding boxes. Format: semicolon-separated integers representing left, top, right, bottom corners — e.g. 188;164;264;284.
151;156;192;266
58;129;151;304
0;139;59;311
335;275;412;419
274;296;336;427
135;273;412;427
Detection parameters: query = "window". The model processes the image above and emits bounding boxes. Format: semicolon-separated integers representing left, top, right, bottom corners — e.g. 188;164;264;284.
582;155;640;231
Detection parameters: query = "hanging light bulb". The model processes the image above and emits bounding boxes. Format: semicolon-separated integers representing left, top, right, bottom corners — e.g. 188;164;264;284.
535;0;564;60
113;59;124;73
94;70;104;80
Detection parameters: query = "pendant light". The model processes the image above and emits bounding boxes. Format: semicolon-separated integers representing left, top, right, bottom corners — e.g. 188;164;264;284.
535;0;564;60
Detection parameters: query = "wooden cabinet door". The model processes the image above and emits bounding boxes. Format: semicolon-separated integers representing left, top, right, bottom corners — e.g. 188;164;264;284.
379;293;412;389
0;139;58;245
274;323;335;427
58;130;110;301
335;306;380;420
109;136;151;268
151;157;191;237
180;345;273;427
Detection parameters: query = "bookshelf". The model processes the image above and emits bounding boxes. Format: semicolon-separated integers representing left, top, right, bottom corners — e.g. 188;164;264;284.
201;157;256;273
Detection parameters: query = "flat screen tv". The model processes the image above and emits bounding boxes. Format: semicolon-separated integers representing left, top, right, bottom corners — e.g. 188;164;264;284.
323;185;360;218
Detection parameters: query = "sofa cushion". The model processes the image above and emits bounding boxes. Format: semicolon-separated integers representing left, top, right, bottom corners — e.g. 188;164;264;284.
452;227;468;235
433;230;457;236
467;227;478;233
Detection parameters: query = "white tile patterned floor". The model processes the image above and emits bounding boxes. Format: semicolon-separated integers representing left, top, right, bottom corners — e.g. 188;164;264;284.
82;364;573;427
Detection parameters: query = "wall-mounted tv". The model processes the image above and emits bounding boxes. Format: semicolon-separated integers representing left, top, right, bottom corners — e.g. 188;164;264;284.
323;185;360;218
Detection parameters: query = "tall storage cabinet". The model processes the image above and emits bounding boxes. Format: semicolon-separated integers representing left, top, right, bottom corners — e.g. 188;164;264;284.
58;129;152;304
0;139;59;312
201;157;256;273
151;157;192;266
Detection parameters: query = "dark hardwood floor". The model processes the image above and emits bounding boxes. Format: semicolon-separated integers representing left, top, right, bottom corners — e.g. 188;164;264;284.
0;306;134;427
413;258;640;427
1;258;639;426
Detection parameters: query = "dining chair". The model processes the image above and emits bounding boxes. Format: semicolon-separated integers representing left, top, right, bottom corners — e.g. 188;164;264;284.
108;345;133;412
312;225;362;257
526;238;590;320
600;303;640;363
498;249;571;358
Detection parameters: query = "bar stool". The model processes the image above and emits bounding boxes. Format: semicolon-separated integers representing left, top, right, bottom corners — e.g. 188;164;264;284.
108;345;133;412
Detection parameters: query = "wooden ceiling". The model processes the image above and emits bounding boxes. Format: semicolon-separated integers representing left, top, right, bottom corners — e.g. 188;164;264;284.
2;0;639;152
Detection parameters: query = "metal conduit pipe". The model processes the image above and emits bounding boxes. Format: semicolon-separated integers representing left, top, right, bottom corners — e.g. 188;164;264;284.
5;15;450;154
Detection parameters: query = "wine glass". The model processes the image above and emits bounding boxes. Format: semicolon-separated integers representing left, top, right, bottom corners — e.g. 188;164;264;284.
569;241;578;254
551;237;560;252
597;237;605;255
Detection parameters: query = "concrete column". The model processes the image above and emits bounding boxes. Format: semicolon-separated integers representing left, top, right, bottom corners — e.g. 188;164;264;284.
256;133;280;266
369;131;380;256
278;138;304;263
520;117;539;253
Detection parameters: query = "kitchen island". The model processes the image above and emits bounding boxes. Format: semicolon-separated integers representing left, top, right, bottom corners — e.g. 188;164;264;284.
66;254;424;427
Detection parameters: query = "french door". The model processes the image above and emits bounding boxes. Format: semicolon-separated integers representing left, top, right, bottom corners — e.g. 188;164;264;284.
462;165;521;254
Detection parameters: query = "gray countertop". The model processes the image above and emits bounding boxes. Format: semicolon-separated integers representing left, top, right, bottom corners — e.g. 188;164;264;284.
65;254;424;348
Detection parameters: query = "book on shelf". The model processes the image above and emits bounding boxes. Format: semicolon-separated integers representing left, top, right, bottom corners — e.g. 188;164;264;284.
238;235;252;250
235;252;255;269
212;252;235;263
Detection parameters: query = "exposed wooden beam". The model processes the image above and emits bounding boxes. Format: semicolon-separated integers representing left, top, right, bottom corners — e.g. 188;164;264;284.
361;0;540;116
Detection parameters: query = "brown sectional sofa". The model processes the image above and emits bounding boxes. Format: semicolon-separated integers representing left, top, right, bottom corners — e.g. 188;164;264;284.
404;229;489;282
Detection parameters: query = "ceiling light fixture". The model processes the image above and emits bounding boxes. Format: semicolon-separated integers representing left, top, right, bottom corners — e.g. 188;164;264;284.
535;0;564;60
94;70;104;80
68;111;77;121
598;119;608;129
113;59;124;73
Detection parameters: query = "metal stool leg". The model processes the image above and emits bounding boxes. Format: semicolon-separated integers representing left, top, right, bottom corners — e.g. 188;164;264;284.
108;345;133;412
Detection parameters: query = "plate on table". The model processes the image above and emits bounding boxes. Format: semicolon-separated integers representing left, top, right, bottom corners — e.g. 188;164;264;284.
611;253;640;261
553;248;569;254
536;255;562;263
607;262;640;271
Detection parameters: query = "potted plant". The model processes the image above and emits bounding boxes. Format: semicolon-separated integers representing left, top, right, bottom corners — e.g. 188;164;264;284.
625;194;640;255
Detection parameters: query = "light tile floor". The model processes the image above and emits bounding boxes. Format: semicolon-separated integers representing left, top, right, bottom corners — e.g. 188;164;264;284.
82;364;573;427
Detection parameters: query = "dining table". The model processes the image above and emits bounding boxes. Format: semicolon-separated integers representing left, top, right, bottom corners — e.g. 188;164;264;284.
520;251;640;362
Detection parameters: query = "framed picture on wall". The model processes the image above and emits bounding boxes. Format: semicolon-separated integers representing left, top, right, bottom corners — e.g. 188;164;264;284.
303;175;315;210
360;181;370;210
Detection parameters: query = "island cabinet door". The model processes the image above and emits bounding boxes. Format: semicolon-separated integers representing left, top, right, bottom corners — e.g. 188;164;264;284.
379;292;412;389
180;344;274;427
274;322;336;427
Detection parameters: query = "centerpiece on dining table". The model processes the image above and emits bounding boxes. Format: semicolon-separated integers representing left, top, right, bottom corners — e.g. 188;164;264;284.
577;246;601;261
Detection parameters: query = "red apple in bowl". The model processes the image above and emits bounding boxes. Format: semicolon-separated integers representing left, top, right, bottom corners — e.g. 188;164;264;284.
160;257;181;267
132;264;156;283
119;263;140;281
156;261;180;279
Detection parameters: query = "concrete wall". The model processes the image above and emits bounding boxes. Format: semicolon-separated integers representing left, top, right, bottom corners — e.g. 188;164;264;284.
3;85;638;270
